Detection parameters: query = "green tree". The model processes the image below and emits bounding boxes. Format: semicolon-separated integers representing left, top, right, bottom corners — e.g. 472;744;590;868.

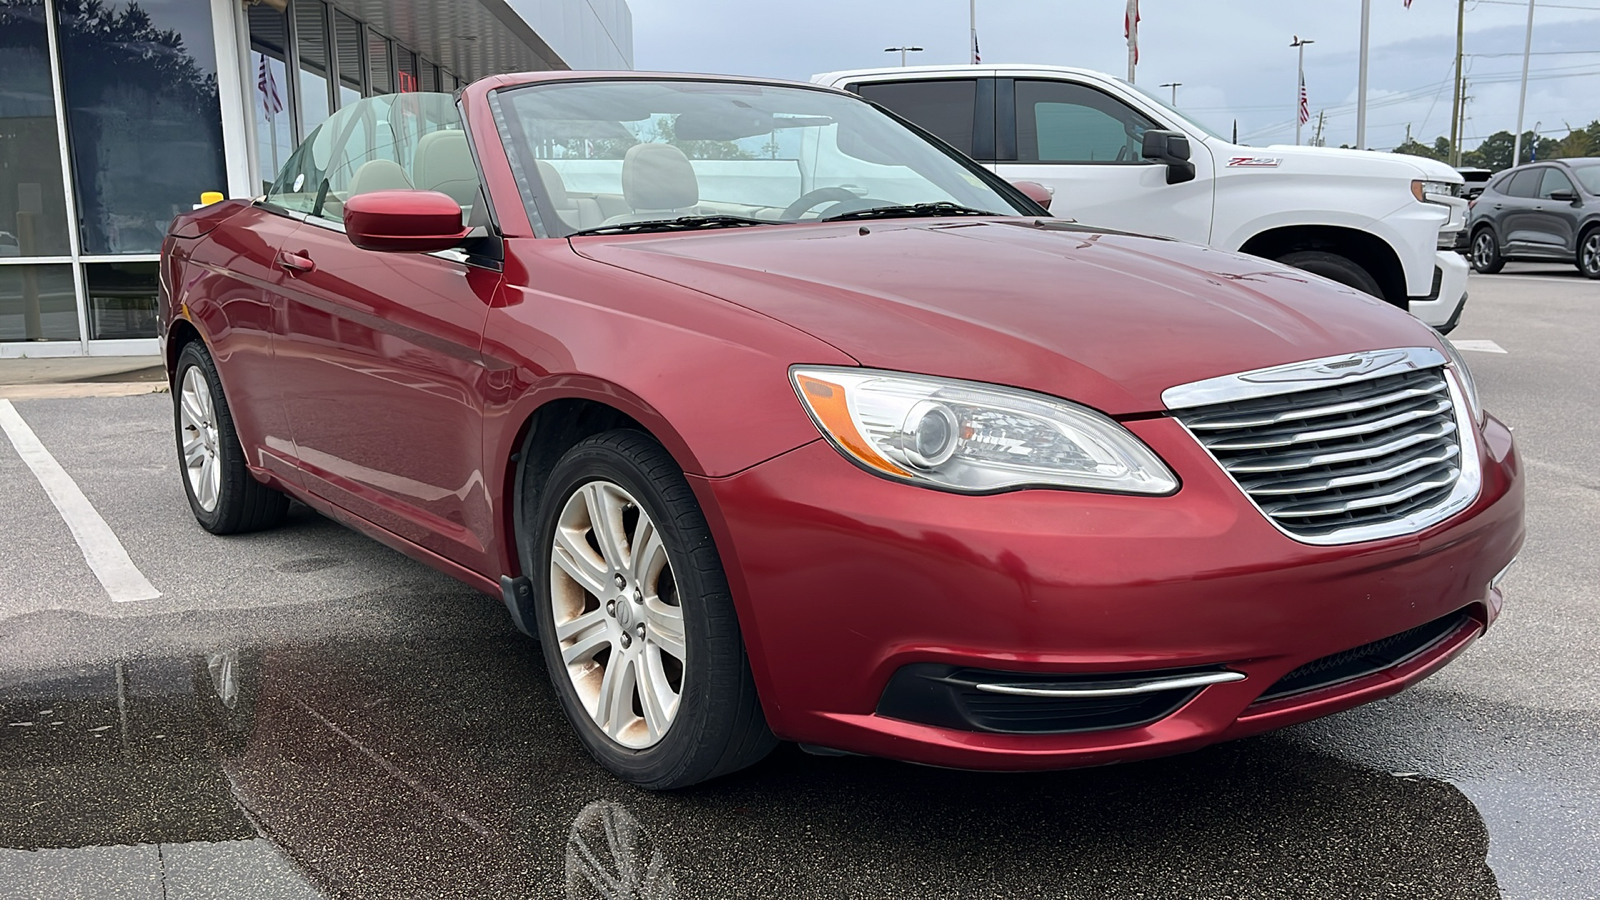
1393;137;1445;161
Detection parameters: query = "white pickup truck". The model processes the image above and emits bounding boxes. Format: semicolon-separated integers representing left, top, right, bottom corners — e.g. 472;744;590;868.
814;64;1471;331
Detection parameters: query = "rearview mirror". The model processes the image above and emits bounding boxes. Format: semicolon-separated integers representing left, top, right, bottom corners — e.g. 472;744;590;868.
344;190;470;253
1010;180;1054;211
1141;129;1197;185
1549;189;1578;203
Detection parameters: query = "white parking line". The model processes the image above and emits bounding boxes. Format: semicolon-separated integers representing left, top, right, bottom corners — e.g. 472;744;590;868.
0;400;160;602
1450;339;1507;354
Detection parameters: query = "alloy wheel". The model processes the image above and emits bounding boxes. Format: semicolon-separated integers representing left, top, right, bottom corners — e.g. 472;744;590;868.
1582;232;1600;277
1473;232;1496;271
178;366;222;512
550;480;686;749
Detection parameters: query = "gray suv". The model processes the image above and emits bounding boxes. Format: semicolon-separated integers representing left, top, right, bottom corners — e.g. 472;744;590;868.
1468;158;1600;278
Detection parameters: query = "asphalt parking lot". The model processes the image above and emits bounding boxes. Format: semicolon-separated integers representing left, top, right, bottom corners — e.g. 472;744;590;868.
1;263;1596;899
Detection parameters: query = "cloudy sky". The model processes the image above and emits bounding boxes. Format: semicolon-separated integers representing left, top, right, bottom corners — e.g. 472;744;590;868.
622;0;1600;152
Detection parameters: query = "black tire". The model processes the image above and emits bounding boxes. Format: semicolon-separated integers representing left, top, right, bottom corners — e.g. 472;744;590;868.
1471;228;1505;274
172;340;289;534
1275;250;1385;299
530;429;775;789
1578;227;1600;279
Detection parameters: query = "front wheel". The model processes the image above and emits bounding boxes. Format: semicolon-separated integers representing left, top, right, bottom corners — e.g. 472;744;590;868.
172;341;288;534
1275;250;1384;299
530;430;775;789
1578;228;1600;279
1472;229;1505;274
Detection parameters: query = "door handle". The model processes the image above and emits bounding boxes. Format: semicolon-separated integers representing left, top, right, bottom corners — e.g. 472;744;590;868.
277;250;316;275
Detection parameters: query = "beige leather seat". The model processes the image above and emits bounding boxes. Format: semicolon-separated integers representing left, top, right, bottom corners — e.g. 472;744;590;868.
601;143;700;225
347;158;412;195
412;131;480;207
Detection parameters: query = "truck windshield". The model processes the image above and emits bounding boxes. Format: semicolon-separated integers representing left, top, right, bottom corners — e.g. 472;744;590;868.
1122;81;1230;144
489;79;1032;237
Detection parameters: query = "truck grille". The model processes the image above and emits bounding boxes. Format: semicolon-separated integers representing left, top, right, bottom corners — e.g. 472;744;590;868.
1174;368;1466;542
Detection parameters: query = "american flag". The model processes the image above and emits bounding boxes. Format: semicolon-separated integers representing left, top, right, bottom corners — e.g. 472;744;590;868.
1404;0;1414;7
1125;0;1141;65
257;54;282;118
1298;71;1309;126
972;32;980;64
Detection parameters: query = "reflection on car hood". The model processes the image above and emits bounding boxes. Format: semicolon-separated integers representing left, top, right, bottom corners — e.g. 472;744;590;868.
572;219;1435;415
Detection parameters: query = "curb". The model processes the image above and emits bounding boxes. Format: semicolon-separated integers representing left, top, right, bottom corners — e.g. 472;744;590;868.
0;383;168;401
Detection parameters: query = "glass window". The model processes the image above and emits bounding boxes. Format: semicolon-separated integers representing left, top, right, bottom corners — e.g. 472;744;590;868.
334;11;364;95
854;80;978;157
266;93;477;224
0;264;77;342
56;0;228;255
493;80;1027;237
1538;168;1576;199
1015;79;1159;163
86;261;158;339
396;48;418;93
1573;164;1600;195
368;33;392;95
1506;168;1542;198
248;3;293;192
294;0;332;135
421;62;439;93
0;0;73;258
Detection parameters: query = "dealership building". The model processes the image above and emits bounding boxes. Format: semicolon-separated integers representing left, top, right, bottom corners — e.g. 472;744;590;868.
1;0;632;357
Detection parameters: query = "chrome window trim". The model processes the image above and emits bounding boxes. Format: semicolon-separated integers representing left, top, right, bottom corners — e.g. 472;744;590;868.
1161;347;1447;410
1165;349;1482;547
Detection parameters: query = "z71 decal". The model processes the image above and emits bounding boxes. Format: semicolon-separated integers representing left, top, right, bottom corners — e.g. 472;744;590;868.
1227;157;1283;168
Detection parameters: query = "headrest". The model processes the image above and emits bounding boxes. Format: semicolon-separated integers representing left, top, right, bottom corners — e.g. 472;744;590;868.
347;158;412;196
621;143;698;211
535;160;571;206
412;131;479;206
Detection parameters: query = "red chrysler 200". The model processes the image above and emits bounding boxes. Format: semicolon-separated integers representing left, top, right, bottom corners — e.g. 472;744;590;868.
159;73;1524;789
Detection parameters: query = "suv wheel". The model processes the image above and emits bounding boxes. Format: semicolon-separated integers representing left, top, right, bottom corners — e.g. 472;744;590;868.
1472;229;1505;274
1578;228;1600;279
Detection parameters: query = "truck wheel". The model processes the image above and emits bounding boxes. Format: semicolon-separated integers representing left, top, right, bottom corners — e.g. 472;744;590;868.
1471;229;1505;274
1275;250;1384;299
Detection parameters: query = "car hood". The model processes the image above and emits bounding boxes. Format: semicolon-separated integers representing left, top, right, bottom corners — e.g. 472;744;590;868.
1257;143;1465;183
572;219;1438;415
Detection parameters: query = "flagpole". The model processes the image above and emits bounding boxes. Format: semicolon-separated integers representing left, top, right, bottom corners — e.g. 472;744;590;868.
1356;0;1371;149
1126;0;1139;83
970;0;978;64
1512;0;1536;166
1292;36;1313;146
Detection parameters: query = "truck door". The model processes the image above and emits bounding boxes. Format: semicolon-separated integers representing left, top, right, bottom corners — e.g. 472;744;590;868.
994;77;1214;244
850;77;1000;171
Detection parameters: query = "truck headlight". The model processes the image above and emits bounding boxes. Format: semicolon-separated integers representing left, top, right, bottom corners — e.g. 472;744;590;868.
1412;179;1461;204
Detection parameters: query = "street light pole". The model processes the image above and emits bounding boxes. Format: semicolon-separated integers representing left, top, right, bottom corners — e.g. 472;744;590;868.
1513;0;1537;166
1291;36;1314;146
1356;0;1371;149
1159;82;1182;106
885;46;924;67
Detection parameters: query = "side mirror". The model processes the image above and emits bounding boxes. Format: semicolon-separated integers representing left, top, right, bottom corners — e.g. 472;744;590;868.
1141;129;1197;185
344;190;470;253
1548;190;1578;203
1010;180;1054;211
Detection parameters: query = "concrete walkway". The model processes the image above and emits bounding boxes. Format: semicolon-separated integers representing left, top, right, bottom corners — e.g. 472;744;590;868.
0;356;166;400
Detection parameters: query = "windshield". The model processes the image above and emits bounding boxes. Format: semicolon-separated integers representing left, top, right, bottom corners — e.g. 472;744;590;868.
1573;164;1600;195
490;79;1031;236
1122;81;1229;144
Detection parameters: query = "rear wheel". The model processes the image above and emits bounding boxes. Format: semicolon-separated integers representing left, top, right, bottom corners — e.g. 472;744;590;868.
1578;228;1600;279
173;341;288;534
1275;250;1384;299
1471;229;1505;274
531;429;775;789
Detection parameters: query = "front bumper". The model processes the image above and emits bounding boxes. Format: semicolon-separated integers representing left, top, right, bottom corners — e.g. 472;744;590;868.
693;409;1523;771
1408;250;1470;330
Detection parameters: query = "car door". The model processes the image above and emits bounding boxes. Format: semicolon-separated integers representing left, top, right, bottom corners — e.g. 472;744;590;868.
1532;167;1580;254
1494;168;1546;253
262;93;501;573
994;76;1214;244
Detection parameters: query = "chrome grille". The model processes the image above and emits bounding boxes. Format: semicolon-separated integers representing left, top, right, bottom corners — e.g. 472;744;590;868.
1174;367;1468;542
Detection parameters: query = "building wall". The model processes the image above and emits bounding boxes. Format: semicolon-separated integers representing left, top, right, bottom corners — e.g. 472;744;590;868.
507;0;633;70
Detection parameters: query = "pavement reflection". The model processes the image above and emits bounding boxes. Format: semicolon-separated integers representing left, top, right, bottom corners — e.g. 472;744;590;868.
0;616;1502;900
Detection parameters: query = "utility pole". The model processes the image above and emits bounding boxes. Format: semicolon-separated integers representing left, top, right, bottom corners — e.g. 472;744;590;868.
1292;36;1314;146
1513;0;1536;166
1314;110;1327;147
1449;0;1466;166
885;46;923;67
1159;82;1182;106
1356;0;1371;149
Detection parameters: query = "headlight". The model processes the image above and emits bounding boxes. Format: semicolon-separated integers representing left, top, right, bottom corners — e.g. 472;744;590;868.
1412;179;1460;203
1433;329;1483;424
790;366;1179;495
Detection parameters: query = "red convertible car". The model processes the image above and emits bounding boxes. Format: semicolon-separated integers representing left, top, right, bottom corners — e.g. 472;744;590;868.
159;73;1523;789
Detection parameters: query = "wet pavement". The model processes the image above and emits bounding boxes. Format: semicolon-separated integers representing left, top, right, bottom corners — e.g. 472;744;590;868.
3;269;1597;899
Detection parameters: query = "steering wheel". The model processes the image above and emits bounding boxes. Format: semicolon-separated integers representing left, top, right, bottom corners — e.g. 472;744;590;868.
781;187;864;220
